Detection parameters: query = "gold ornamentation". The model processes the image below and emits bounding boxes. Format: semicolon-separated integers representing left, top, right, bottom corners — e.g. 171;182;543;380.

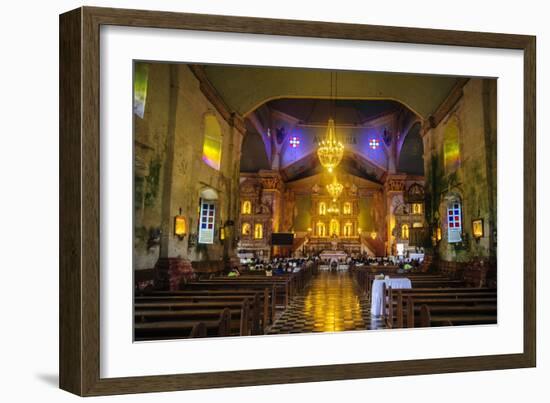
317;118;344;173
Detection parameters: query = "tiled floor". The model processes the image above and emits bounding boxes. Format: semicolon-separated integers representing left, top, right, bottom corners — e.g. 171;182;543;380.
267;271;383;334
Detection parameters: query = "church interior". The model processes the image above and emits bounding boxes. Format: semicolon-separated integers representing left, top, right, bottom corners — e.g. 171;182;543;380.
133;62;497;340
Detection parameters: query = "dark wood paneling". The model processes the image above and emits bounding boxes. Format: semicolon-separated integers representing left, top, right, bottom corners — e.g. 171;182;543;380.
59;8;82;396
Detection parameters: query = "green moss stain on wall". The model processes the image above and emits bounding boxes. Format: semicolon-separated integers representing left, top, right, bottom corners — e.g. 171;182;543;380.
144;158;162;208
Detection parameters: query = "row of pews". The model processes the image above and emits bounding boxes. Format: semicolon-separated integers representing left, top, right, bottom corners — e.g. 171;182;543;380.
352;265;497;329
134;262;315;341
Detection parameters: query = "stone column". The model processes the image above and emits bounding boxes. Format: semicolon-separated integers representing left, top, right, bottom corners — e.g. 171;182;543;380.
258;170;284;258
154;65;193;290
384;174;406;256
223;113;245;266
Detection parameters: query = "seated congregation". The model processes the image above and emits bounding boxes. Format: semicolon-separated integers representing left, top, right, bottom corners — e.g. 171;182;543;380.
133;63;497;341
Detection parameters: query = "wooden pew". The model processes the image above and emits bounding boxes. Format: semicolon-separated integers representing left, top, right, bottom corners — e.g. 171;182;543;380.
190;279;289;311
143;289;273;328
135;297;256;336
134;308;231;341
419;303;497;327
385;287;497;328
136;292;264;332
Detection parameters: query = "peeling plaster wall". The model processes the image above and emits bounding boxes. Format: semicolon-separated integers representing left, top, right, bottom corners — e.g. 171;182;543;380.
423;78;497;263
134;63;243;270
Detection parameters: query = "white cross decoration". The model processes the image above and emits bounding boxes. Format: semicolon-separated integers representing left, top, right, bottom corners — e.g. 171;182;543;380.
369;138;380;150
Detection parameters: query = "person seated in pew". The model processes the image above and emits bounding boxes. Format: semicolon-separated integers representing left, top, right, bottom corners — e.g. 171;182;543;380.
273;264;285;275
227;267;241;277
265;265;273;277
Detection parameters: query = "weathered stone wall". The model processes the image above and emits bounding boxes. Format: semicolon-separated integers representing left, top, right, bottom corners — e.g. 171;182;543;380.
423;78;497;264
134;63;243;272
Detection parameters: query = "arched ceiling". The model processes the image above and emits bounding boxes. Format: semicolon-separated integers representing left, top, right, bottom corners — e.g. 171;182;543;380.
240;131;271;172
267;98;403;125
202;65;459;119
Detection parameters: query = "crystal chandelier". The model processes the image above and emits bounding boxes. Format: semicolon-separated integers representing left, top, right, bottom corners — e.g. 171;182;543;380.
326;175;344;202
317;118;344;173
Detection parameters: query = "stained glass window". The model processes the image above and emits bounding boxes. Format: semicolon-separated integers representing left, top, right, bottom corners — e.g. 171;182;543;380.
133;63;149;118
289;136;300;148
444;117;461;173
447;202;462;243
202;115;222;170
198;202;216;244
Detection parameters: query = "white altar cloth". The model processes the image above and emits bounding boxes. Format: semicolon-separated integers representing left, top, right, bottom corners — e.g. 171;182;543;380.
371;278;412;317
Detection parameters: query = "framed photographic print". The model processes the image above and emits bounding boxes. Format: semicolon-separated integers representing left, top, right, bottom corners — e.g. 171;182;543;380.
59;6;536;396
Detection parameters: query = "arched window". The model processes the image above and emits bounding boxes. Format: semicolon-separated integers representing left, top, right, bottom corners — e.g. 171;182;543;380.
241;200;251;215
242;223;251;236
319;202;326;215
343;202;352;215
343;222;353;237
443;116;461;173
202;114;223;170
330;219;340;236
401;224;409;240
133;63;149;118
316;222;326;237
254;223;263;239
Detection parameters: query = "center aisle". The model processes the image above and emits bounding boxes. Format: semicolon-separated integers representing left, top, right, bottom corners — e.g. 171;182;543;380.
267;271;383;334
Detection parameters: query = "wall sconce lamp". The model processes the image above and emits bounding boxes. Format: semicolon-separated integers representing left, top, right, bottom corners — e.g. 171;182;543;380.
472;218;484;242
370;231;377;240
174;208;187;240
432;226;442;246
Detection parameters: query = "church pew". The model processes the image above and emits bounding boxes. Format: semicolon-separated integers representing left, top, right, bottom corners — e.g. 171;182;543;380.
143;294;262;334
359;270;453;297
140;289;273;327
384;287;497;328
220;276;294;302
179;283;277;322
191;279;289;309
418;304;497;327
189;322;207;338
134;308;231;341
135;298;255;335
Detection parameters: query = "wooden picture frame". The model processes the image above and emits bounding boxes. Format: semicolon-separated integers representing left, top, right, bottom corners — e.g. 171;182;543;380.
59;6;536;396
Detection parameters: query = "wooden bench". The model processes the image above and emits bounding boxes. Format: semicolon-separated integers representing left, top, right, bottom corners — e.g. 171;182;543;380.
384;287;497;328
142;289;273;327
134;308;231;341
135;297;257;336
418;303;497;327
